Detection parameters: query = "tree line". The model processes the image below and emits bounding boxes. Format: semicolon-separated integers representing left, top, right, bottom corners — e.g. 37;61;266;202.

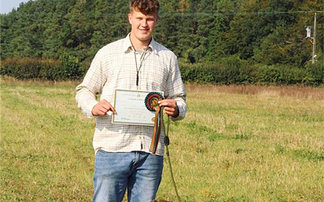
0;0;323;84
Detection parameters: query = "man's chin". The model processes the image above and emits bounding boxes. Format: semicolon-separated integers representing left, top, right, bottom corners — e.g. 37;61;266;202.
139;36;152;43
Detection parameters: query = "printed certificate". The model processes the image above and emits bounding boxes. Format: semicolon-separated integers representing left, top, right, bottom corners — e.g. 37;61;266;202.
112;89;162;126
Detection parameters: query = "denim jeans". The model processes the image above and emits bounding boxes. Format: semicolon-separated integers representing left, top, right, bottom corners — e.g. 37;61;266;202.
92;150;164;202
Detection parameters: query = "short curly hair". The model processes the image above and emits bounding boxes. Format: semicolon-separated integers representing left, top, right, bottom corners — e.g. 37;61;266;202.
129;0;159;15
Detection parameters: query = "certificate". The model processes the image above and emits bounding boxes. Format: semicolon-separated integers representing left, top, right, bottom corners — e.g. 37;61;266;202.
112;89;163;126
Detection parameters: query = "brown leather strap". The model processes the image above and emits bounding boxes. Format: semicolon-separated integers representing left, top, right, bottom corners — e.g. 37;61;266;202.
150;105;162;154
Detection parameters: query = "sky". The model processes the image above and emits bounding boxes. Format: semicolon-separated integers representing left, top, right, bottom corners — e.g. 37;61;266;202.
0;0;30;14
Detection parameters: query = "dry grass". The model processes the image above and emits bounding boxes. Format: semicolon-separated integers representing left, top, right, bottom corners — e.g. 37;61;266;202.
1;77;323;201
158;83;324;201
186;83;324;100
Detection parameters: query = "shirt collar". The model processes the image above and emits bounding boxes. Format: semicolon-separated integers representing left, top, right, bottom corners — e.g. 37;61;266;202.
123;33;158;55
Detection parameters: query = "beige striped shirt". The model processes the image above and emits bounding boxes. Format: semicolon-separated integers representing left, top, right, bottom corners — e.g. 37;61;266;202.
76;34;186;156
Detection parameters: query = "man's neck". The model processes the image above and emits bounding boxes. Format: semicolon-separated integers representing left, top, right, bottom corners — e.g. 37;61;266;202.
129;34;151;50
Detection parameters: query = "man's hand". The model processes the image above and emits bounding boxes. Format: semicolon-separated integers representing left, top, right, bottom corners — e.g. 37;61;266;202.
92;99;116;116
158;99;179;118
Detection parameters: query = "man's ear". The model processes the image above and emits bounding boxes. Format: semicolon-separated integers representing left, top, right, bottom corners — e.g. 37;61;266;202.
128;13;132;25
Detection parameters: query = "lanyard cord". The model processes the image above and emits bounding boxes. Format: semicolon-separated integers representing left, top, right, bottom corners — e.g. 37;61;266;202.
130;42;149;87
134;50;148;86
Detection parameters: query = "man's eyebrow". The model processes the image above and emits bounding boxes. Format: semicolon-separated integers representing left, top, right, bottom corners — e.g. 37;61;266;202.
136;16;155;19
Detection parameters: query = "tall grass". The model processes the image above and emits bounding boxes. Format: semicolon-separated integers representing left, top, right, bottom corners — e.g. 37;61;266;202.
1;77;323;201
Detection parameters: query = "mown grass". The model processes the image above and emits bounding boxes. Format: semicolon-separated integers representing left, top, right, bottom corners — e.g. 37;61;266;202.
1;77;323;202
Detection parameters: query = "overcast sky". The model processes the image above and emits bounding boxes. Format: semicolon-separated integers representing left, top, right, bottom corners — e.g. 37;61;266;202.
0;0;30;14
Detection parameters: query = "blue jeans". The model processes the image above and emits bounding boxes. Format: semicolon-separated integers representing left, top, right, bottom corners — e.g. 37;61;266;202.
92;150;164;202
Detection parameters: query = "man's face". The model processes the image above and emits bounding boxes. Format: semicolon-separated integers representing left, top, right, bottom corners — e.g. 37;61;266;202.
128;9;158;45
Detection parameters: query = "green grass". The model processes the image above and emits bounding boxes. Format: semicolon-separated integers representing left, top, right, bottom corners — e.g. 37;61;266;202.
1;78;323;201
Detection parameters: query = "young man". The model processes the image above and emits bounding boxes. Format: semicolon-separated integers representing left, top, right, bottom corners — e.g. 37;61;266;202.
76;0;186;201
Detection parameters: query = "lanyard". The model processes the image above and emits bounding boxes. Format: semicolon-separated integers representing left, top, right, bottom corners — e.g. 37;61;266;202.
130;36;151;87
133;49;148;86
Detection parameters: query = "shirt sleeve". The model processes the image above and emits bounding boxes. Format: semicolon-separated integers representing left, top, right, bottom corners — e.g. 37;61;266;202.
166;54;187;121
75;51;106;118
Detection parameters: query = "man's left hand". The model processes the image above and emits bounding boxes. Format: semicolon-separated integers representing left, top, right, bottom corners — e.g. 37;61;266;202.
158;99;179;118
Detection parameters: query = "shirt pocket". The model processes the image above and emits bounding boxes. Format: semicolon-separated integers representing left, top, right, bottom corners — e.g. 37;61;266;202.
142;61;168;91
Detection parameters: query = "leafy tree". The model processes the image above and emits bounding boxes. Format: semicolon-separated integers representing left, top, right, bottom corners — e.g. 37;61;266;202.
0;0;323;69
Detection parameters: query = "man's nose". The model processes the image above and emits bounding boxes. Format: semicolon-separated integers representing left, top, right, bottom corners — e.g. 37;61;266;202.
141;19;148;26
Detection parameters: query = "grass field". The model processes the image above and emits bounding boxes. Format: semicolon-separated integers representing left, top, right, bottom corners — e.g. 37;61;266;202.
1;77;323;202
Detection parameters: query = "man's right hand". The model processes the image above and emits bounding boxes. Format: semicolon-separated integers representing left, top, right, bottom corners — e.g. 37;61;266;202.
92;99;116;116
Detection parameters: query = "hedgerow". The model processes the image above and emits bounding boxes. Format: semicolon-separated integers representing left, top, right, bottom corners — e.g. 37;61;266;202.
179;57;323;86
0;55;83;81
0;56;323;86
